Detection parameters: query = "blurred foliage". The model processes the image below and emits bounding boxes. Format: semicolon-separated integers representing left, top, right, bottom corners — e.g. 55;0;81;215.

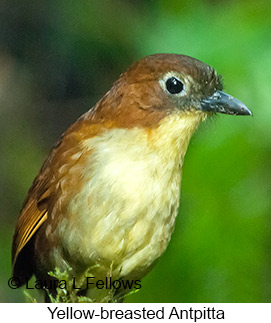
0;0;270;302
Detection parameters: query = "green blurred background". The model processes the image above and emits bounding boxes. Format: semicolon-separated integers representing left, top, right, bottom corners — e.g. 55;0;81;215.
0;0;270;302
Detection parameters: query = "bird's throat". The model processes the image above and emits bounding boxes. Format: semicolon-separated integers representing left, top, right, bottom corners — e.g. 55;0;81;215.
148;111;207;165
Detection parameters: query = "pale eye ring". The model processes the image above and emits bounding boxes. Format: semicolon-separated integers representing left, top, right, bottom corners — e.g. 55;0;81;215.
165;77;184;94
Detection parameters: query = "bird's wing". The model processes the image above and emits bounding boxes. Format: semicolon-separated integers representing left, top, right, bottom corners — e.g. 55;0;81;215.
12;126;80;276
12;183;50;268
11;143;58;280
11;115;107;280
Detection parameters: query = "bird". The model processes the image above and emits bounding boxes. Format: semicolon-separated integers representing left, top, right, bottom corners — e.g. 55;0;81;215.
12;53;252;302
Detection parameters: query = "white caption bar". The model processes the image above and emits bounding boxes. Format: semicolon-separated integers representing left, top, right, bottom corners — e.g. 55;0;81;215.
1;303;271;322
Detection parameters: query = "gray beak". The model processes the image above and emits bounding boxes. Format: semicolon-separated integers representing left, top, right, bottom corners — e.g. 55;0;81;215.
201;90;252;116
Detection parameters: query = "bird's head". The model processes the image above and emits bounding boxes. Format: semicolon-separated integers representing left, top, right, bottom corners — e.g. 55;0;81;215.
86;53;251;137
120;53;251;117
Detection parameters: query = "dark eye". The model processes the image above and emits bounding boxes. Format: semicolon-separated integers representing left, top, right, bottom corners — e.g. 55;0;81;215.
166;77;184;94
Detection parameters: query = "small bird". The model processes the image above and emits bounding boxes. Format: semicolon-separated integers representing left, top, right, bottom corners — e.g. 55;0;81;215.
12;54;251;302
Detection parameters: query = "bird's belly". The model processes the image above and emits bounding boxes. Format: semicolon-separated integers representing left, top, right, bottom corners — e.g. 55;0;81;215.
58;152;182;279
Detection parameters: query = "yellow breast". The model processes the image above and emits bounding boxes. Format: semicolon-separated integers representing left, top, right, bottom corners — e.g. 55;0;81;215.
55;112;205;280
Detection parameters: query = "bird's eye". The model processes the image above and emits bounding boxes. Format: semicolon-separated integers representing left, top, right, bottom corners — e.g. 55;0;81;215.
165;77;184;94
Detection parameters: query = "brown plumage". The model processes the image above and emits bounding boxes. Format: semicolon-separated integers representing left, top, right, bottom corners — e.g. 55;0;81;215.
12;54;251;302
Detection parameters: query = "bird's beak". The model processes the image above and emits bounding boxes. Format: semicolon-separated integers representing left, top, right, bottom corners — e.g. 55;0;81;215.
201;90;252;116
